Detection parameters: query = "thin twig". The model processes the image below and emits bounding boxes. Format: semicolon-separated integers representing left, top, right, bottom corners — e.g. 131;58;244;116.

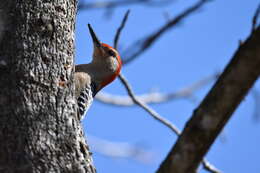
202;159;222;173
114;8;180;149
78;0;174;11
118;73;220;173
122;0;211;65
113;8;220;173
96;73;219;106
114;10;130;50
252;3;260;33
88;135;155;164
118;73;181;135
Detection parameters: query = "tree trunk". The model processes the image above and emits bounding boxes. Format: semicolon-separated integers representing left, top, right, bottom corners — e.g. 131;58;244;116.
0;1;95;172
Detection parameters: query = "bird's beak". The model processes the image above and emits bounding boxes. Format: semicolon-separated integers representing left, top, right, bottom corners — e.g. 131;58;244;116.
88;24;102;48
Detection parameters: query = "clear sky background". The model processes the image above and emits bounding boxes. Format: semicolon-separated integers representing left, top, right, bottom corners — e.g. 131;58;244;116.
75;0;260;172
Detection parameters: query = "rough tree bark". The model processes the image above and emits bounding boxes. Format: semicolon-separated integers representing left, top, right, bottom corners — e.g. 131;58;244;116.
0;1;95;173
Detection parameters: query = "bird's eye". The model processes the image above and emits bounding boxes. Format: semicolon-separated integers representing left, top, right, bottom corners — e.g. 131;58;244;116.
108;50;116;57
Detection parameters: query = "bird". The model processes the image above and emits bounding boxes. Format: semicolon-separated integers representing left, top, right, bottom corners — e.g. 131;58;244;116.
74;24;122;120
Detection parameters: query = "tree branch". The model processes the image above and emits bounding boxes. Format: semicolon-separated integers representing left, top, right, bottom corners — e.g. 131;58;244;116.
122;0;211;65
118;73;221;173
112;9;220;173
78;0;174;11
252;3;260;33
118;73;181;135
95;73;218;106
114;10;130;50
156;27;260;173
88;135;155;164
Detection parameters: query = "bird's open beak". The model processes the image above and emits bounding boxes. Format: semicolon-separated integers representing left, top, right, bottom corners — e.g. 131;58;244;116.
88;24;102;48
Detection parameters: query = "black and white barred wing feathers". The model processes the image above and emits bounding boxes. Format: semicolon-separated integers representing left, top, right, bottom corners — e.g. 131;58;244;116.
75;72;97;120
77;84;94;120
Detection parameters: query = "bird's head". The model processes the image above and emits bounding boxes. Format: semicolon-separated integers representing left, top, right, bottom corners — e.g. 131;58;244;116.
87;24;122;90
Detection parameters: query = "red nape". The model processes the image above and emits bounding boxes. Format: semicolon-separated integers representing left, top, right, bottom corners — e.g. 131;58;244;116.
101;43;113;49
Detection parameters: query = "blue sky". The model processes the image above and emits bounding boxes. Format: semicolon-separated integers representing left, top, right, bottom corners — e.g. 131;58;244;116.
76;0;260;172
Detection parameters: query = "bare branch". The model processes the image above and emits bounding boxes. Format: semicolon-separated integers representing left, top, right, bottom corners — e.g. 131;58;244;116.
88;135;155;164
78;0;174;11
114;10;130;50
156;27;260;173
95;73;218;106
118;73;181;135
112;9;220;173
118;73;221;173
252;3;260;33
113;8;181;156
122;0;211;65
202;159;222;173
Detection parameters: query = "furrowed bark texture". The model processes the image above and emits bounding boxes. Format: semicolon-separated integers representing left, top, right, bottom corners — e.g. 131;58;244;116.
157;27;260;173
0;1;95;173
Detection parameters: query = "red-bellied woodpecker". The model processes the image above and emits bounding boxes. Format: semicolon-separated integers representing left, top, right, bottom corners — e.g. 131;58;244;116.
75;24;122;120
